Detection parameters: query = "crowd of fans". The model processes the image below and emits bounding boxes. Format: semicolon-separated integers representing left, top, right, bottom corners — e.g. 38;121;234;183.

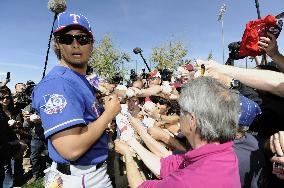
85;40;284;187
1;14;284;188
0;80;49;187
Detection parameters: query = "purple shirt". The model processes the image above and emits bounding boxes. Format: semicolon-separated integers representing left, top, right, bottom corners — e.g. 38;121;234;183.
139;142;241;188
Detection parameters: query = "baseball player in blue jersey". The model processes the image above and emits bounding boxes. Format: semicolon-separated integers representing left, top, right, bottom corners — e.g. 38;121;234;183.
32;12;121;188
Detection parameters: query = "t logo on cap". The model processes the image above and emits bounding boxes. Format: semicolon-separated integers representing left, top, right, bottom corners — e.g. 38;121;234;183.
53;12;93;37
70;14;80;24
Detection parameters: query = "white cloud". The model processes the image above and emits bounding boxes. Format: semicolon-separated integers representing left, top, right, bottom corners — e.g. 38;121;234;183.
0;62;40;70
0;72;6;76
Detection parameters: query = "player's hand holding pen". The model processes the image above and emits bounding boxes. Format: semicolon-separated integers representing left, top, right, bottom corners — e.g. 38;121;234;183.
104;94;122;117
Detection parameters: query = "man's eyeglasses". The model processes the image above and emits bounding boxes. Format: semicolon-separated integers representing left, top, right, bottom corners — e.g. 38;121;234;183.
56;34;93;45
0;96;10;101
180;110;190;117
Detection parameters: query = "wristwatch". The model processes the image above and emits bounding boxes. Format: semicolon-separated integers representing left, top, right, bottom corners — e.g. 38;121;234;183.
229;78;240;89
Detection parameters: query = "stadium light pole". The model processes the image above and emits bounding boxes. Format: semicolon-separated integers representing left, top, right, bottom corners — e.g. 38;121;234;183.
135;60;138;73
218;4;226;65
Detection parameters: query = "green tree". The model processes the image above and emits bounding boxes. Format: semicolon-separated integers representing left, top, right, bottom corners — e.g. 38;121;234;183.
150;41;188;70
207;51;213;60
176;58;192;67
89;35;130;81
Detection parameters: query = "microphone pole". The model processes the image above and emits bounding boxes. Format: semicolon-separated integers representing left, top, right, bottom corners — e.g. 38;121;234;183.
139;52;150;72
42;13;58;79
43;0;67;79
255;0;261;19
254;0;267;65
133;47;151;72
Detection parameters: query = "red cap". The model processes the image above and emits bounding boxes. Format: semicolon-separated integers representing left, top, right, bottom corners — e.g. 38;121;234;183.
184;64;194;71
149;70;161;78
145;97;152;102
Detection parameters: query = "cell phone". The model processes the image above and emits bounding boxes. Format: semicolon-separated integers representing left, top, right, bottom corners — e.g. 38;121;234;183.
273;154;284;169
273;161;284;169
6;72;10;80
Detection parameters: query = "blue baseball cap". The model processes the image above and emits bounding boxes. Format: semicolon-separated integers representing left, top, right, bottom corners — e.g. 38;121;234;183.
239;95;262;126
53;12;93;37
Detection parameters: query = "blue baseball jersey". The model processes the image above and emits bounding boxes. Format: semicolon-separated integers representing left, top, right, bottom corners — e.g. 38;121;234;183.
32;66;108;165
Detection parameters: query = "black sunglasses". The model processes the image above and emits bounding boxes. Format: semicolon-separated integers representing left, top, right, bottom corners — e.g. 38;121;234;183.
56;34;93;45
0;96;10;100
149;96;169;105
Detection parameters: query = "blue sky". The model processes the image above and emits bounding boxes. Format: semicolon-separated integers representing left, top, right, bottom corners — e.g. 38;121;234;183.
0;0;283;91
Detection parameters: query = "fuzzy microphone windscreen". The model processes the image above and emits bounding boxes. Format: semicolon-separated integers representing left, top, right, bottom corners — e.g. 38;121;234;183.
48;0;67;14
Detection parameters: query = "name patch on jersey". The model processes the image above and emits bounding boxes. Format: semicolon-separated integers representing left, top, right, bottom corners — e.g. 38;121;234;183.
40;94;67;114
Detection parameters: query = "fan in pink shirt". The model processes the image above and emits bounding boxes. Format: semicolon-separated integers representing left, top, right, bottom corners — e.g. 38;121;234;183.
140;141;239;188
115;77;241;188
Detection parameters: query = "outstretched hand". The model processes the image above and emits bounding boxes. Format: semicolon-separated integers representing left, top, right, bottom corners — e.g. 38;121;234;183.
114;139;132;156
193;60;232;86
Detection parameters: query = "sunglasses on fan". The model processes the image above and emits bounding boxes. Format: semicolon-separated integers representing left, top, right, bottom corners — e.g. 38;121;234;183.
56;34;93;45
0;96;10;101
149;96;169;105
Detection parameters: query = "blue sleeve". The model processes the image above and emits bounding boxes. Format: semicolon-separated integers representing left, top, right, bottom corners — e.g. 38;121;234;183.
32;78;86;138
